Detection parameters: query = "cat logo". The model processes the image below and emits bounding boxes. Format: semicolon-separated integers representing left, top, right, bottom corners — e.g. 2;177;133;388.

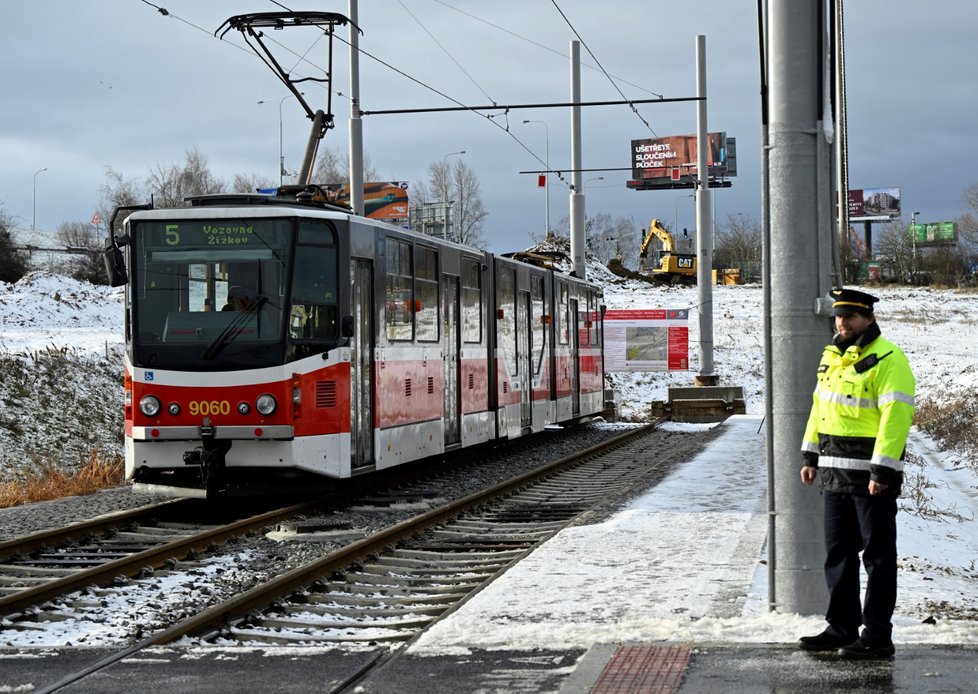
678;257;694;269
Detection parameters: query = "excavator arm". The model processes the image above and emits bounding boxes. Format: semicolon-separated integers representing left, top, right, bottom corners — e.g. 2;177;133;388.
639;218;676;258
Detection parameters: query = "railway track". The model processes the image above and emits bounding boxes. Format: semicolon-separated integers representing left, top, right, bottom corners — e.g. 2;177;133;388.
0;497;318;619
19;421;721;693
160;421;713;650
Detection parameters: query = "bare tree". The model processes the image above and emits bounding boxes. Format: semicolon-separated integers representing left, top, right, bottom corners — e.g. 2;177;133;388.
417;159;487;248
714;213;762;282
874;221;914;283
231;173;275;194
312;146;380;184
55;221;106;284
586;213;640;268
0;203;29;283
147;147;224;207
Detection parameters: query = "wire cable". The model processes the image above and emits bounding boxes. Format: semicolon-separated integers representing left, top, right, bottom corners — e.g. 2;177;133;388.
430;0;663;99
549;0;658;137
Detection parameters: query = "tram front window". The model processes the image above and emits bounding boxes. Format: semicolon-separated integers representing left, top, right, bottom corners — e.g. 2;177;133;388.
131;219;290;368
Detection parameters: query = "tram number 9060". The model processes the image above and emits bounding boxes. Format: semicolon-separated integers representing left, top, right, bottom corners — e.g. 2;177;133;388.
188;400;231;416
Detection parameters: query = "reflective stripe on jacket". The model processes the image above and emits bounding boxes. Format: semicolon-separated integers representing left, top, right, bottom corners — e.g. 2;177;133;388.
801;324;915;495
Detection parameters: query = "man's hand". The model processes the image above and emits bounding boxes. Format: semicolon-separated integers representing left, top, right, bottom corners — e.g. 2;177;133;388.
869;480;888;496
801;466;818;485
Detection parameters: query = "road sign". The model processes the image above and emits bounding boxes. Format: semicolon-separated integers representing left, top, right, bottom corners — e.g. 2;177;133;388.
92;212;102;225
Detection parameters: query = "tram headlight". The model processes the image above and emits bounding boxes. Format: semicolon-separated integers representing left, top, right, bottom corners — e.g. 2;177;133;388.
167;402;181;416
139;395;162;417
256;394;277;416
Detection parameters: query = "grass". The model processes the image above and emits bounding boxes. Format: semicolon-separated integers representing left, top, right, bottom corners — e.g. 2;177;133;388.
0;448;125;509
914;391;978;474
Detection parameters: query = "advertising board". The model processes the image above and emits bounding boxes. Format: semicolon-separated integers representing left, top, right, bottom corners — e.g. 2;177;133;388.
909;221;958;247
847;187;901;221
629;133;734;187
604;308;689;372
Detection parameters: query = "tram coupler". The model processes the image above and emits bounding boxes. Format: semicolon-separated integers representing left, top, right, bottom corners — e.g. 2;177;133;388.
182;418;231;496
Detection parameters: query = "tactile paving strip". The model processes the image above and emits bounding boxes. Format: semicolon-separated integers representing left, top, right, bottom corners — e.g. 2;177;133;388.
589;644;691;693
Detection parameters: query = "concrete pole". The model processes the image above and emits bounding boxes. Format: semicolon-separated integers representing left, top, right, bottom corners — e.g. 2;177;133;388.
569;40;586;279
768;0;831;615
694;35;717;386
348;0;364;215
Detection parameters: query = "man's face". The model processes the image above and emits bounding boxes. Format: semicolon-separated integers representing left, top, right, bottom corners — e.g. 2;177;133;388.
835;311;874;340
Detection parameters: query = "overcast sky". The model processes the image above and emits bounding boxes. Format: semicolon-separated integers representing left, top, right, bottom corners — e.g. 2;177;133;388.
3;1;976;254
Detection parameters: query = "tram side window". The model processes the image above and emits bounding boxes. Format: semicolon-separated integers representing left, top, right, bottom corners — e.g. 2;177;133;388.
415;246;438;342
557;282;569;345
386;238;414;341
531;276;546;376
290;224;338;341
497;267;517;376
461;259;482;343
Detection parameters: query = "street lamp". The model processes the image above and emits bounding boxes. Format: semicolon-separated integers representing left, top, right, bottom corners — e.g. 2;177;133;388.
522;119;550;235
584;176;604;191
257;96;290;186
32;167;47;232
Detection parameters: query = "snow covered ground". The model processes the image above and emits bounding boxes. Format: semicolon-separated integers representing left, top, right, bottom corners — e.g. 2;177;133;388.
1;270;976;650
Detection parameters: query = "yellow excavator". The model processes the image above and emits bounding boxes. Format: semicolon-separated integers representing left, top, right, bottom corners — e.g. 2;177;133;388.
637;218;697;284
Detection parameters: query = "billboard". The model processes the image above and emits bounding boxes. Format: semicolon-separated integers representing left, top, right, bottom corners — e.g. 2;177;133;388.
847;187;901;221
603;308;689;372
320;181;410;228
909;222;958;247
629;132;735;187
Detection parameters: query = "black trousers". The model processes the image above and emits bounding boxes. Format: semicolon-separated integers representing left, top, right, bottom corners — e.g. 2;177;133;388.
823;491;898;643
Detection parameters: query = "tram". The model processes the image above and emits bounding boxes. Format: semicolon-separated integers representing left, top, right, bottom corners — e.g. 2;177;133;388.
103;190;605;497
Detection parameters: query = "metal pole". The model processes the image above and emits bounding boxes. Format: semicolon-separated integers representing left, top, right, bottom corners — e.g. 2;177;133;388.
348;0;364;215
769;0;830;616
32;167;47;232
569;40;585;279
694;36;716;385
278;98;285;186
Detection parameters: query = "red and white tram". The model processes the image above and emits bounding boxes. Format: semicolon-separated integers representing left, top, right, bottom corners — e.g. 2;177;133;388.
104;191;605;497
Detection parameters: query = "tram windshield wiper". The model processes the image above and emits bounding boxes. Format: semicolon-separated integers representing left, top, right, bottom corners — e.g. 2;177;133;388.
201;295;269;360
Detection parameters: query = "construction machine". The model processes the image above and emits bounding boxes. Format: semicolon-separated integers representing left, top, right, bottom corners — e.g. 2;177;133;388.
637;218;697;284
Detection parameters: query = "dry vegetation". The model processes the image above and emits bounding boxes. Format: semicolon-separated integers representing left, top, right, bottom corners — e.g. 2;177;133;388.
0;448;124;509
915;391;978;474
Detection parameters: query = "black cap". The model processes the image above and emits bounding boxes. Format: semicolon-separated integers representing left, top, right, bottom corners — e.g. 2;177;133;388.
829;288;878;316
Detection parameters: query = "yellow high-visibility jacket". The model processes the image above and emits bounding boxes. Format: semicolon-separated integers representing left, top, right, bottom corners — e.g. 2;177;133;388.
801;322;915;495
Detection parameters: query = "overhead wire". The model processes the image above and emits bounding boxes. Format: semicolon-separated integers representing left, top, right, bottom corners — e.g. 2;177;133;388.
548;0;659;138
429;0;664;99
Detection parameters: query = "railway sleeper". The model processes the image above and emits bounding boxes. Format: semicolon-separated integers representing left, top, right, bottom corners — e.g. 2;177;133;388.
313;582;471;598
278;602;446;618
300;592;462;607
389;548;526;563
0;564;76;576
225;627;414;644
254;614;437;631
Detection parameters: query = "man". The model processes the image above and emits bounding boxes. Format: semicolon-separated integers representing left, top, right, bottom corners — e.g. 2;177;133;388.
798;288;915;659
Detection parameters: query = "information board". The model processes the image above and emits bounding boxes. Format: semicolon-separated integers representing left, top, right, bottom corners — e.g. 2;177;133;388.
604;308;689;372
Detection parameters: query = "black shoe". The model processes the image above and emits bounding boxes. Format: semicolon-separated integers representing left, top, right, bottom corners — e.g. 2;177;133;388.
798;630;857;651
838;638;895;659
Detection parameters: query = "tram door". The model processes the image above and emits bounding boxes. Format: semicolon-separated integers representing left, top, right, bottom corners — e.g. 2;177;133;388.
442;276;461;446
517;290;532;428
570;298;581;416
351;259;374;468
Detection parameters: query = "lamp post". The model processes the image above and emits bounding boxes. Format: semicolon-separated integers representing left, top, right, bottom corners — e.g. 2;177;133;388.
910;210;920;282
584;176;604;191
32;167;47;232
257;96;290;186
674;193;694;238
522;119;550;235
